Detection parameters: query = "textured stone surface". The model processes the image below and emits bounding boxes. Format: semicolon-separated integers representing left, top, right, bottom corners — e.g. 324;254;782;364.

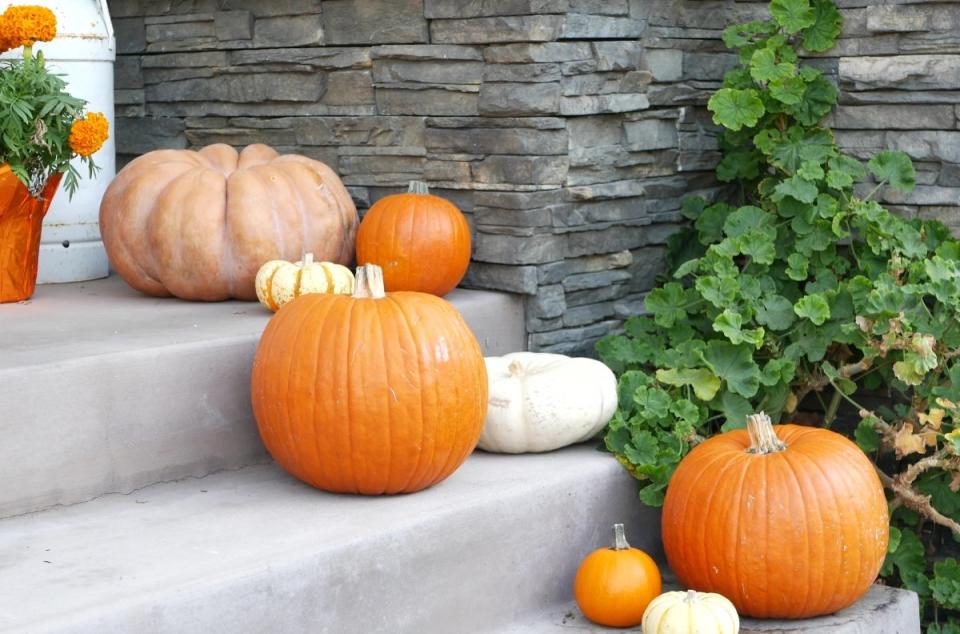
322;0;428;44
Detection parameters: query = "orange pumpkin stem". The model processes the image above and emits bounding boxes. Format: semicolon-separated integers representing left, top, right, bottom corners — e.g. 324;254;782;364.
611;523;630;550
408;180;430;195
353;263;386;299
746;411;786;454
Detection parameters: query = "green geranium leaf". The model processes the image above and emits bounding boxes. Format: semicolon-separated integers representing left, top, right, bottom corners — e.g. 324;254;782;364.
769;75;806;105
790;75;838;125
713;309;766;348
722;20;779;49
673;258;701;279
719;390;754;431
756;294;797;330
724;205;772;238
696;275;739;307
633;385;673;420
931;559;960;610
695;203;734;244
802;0;842;52
774;174;819;203
656;368;722;401
638;482;667;506
868;150;916;192
797;160;825;181
646;283;689;327
716;151;761;182
708;88;765;131
702;340;762;398
794;293;830;325
749;48;795;83
680;196;707;220
771;0;816;33
623;429;659;465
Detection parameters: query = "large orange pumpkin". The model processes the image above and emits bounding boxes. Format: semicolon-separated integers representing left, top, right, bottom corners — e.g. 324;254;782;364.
662;412;889;619
356;181;471;296
250;263;488;494
99;144;357;301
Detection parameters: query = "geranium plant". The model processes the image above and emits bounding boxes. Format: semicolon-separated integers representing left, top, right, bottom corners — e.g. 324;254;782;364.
0;5;109;197
596;0;960;629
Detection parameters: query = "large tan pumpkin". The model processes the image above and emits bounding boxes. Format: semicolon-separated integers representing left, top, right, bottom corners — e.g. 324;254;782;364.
99;144;358;301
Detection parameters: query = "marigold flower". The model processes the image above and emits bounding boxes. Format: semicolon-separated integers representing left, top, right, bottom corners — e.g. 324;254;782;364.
1;5;57;48
68;112;109;158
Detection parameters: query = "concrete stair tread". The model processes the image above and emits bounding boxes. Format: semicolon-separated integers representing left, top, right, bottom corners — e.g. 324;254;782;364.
0;276;525;517
0;445;660;634
497;585;920;633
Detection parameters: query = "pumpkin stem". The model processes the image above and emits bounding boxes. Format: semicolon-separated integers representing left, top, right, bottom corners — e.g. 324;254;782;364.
684;589;698;603
302;253;314;266
611;523;630;550
507;359;524;377
408;181;430;195
746;411;786;454
353;264;386;299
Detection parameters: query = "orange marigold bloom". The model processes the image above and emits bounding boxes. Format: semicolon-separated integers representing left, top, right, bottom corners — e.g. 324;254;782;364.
69;112;109;158
2;5;57;48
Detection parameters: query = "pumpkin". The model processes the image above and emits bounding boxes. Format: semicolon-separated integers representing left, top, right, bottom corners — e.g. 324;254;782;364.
661;412;889;619
99;143;358;301
355;181;470;296
255;253;354;312
250;263;488;494
642;590;740;634
574;523;662;628
478;352;617;453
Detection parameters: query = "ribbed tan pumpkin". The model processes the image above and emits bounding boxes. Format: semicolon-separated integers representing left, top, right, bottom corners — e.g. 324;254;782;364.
99;144;358;301
255;253;354;312
662;412;889;619
251;264;488;494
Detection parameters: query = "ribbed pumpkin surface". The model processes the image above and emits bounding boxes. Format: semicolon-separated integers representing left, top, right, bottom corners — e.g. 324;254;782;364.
356;183;471;296
662;423;889;619
250;280;488;494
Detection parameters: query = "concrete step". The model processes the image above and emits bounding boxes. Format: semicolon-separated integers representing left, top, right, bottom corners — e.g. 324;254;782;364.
0;445;659;634
498;585;920;634
0;276;525;518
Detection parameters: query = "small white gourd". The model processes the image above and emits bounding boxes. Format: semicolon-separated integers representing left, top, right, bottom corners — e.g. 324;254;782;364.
255;253;354;312
478;352;617;453
642;590;740;634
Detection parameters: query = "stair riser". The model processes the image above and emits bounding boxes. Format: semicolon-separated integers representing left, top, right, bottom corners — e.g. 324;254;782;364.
24;463;659;634
0;291;525;518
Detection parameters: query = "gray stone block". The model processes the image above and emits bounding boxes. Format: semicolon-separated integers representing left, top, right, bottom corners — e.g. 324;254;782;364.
475;232;567;264
214;11;253;41
424;0;570;18
570;0;629;16
431;15;565;44
427;116;565;130
323;70;375;106
185;126;297;147
560;93;650;115
230;47;371;69
887;131;960;164
114;56;143;89
563;269;633;292
253;14;323;47
115;116;187;155
683;51;738;81
375;86;479;116
625;118;678;151
483;63;563;83
562;300;616;326
530;284;566;318
565;284;629;307
140;51;228;68
529;320;619;348
484;42;593;63
561;14;645;39
641;48;683;82
472;155;569;186
371;44;484;61
373;60;485;85
461;262;539;294
591;41;644;71
338;155;425;185
426;126;567;155
840;54;960;91
479;82;562;116
828;105;956;130
562;71;652;97
114;17;146;54
474;189;564;209
145;18;217;52
474;206;553;227
293;116;425;147
322;0;428;44
566;180;645;201
146;72;323;103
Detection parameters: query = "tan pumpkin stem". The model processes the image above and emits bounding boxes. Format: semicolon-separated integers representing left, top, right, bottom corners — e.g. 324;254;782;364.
507;360;524;377
354;264;386;299
610;523;630;550
746;411;786;454
408;181;430;195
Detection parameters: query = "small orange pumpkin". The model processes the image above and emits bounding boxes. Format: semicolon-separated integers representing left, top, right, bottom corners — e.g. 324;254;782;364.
355;181;471;296
574;523;662;628
661;412;889;619
250;263;488;494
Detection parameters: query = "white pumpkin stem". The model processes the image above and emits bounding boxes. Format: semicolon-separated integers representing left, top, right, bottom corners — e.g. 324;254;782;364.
302;253;314;266
746;411;786;454
408;181;430;195
611;523;630;550
354;264;386;299
684;589;698;603
507;360;525;377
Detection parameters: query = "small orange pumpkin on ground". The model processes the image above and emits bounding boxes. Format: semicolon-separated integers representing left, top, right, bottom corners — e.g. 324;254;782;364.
574;523;662;628
355;181;471;296
250;263;488;495
661;412;889;619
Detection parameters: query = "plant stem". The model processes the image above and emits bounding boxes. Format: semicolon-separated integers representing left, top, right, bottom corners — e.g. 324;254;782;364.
824;388;843;428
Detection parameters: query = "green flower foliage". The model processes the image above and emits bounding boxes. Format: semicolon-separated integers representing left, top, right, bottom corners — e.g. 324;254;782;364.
596;1;960;629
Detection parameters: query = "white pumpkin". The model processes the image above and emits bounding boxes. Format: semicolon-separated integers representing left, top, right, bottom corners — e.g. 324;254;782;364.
642;590;739;634
255;253;354;312
478;352;617;453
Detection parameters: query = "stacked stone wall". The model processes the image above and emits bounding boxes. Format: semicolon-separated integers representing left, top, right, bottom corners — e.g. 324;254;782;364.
109;0;958;354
